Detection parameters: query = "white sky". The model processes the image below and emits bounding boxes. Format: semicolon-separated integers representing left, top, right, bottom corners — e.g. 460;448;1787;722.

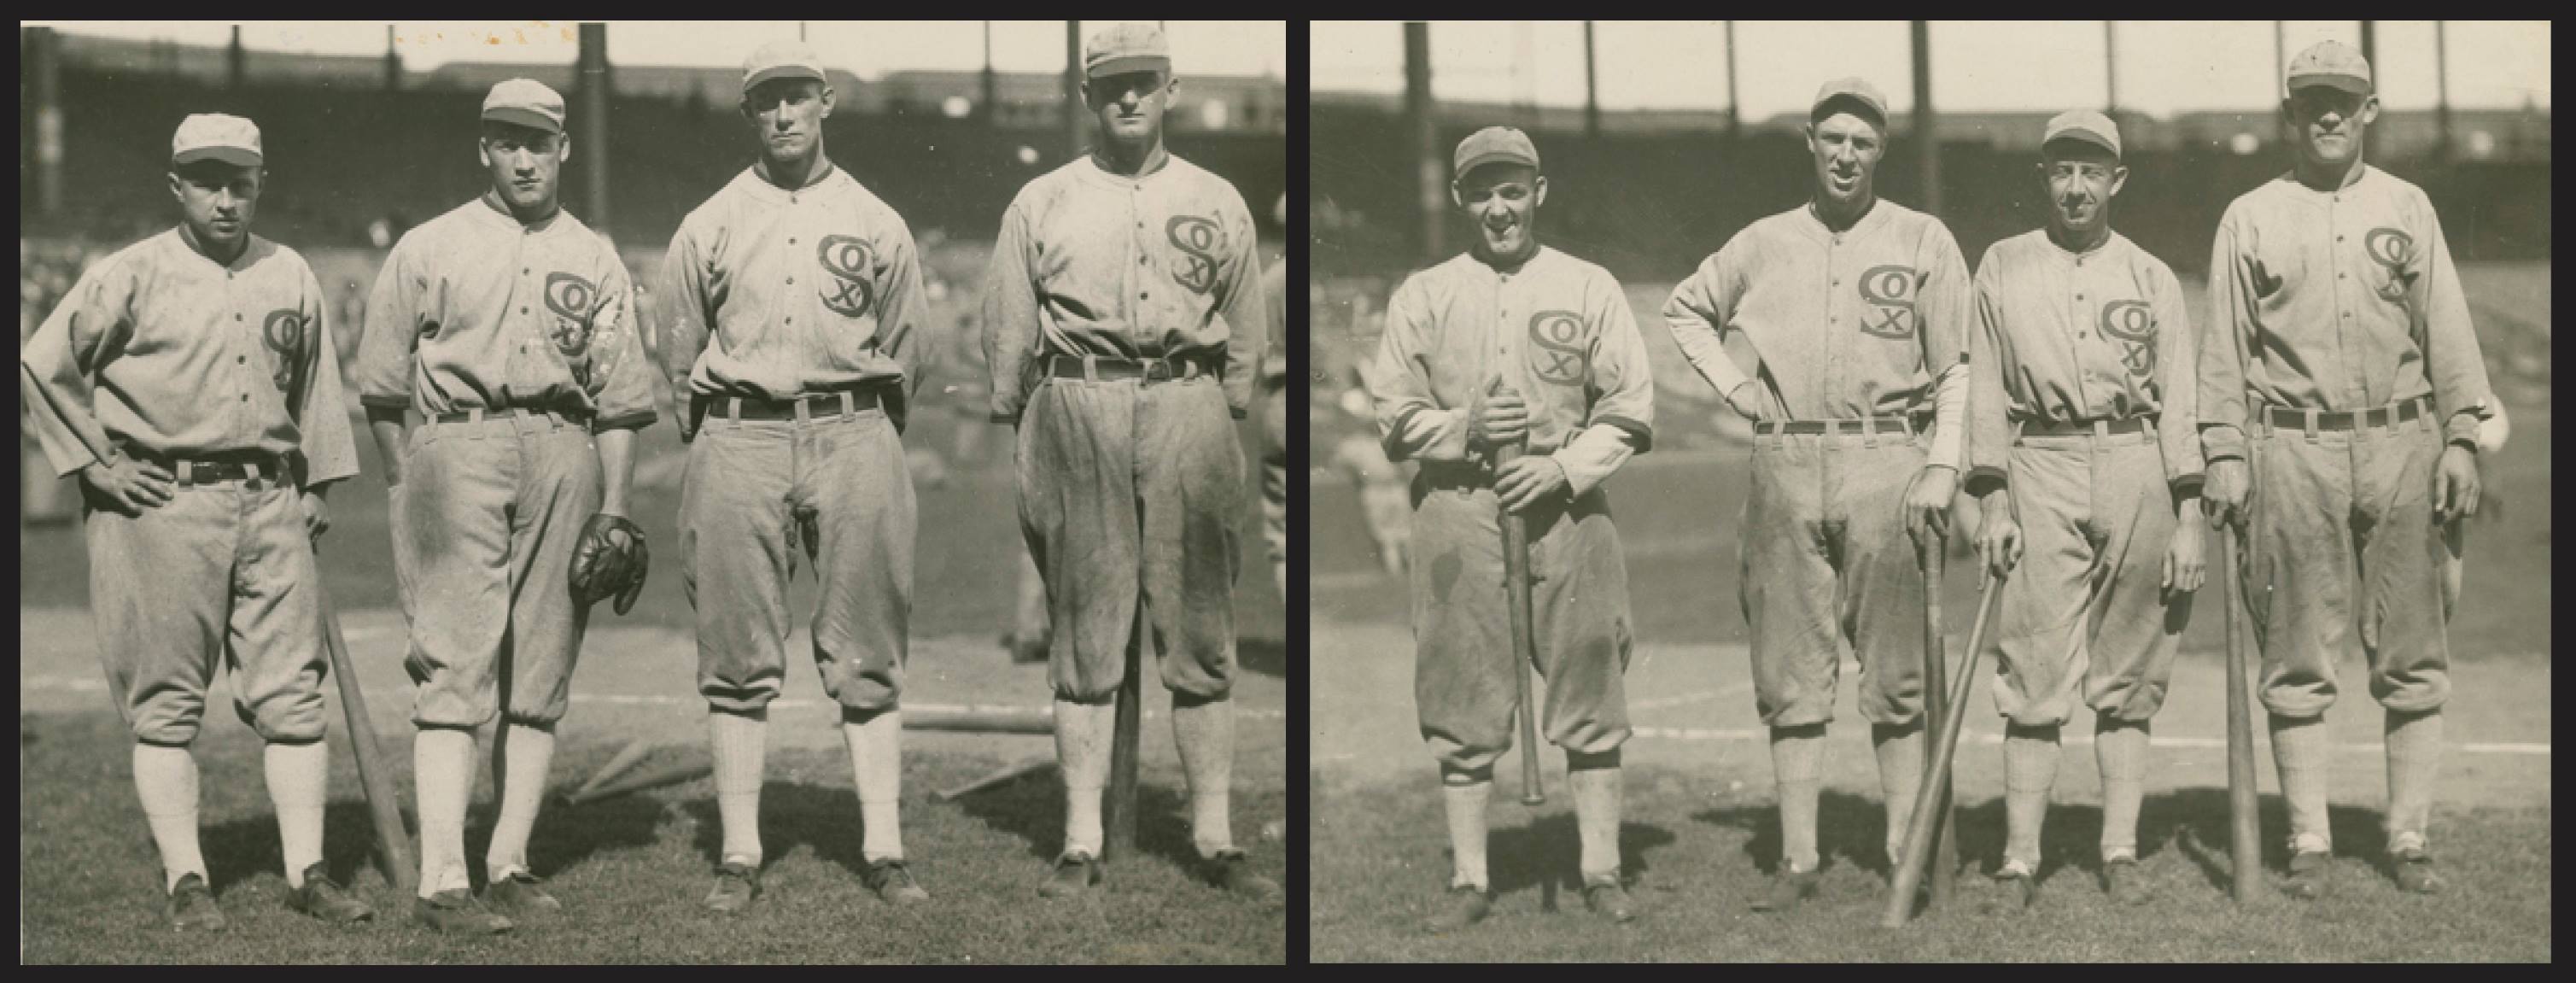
34;20;1288;79
1312;20;2551;116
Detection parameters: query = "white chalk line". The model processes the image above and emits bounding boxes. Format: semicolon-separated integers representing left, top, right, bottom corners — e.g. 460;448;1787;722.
1628;725;2548;756
15;677;1282;722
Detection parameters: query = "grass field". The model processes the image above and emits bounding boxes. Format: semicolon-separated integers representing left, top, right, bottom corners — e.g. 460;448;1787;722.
1308;262;2552;962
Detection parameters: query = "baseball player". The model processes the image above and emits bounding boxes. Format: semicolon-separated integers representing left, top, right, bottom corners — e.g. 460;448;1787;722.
356;79;656;933
1662;78;1971;912
1365;126;1656;929
1964;110;2205;910
1260;256;1291;600
2199;42;2492;898
981;21;1280;906
654;41;933;911
20;113;375;930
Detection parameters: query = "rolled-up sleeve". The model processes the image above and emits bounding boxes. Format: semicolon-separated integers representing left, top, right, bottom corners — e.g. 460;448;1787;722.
1918;225;1973;470
587;258;658;433
1362;276;1467;465
1555;271;1653;496
980;202;1042;424
1662;246;1755;404
19;262;133;477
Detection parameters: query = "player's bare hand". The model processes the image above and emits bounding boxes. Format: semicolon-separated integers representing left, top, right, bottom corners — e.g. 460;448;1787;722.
1904;465;1959;549
1494;456;1568;513
2202;459;2250;530
79;456;175;515
1469;379;1528;452
1723;380;1765;422
2163;510;2206;595
2432;445;2480;524
301;491;330;541
1973;494;2022;578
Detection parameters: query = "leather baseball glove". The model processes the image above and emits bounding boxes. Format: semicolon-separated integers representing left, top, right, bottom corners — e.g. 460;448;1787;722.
569;513;650;614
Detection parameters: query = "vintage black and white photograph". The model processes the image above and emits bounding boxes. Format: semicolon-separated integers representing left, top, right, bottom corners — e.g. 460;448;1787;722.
1306;19;2549;961
20;19;1287;963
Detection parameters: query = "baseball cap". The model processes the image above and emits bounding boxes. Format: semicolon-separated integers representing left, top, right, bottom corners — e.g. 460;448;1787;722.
742;39;828;92
1084;21;1170;79
1452;126;1539;180
1810;78;1889;128
482;79;565;135
2285;40;2372;97
171;114;262;167
2042;109;2122;160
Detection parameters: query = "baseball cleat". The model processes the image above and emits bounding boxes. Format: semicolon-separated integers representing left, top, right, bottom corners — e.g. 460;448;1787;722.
2100;855;2148;906
2392;847;2445;895
1038;851;1103;899
1750;866;1820;913
413;888;512;935
704;860;762;913
1581;875;1637;924
1200;850;1283;909
1983;862;2037;914
862;857;930;905
482;869;562;918
166;873;227;932
1426;883;1492;932
284;864;375;923
2283;849;2331;899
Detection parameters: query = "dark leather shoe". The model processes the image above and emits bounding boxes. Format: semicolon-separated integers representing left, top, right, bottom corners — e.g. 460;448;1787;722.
1984;867;2037;913
1201;850;1283;909
1038;851;1102;898
2284;849;2331;900
284;864;374;923
1582;876;1637;923
483;869;561;918
413;888;511;935
1426;883;1492;932
166;873;226;932
1751;866;1820;913
704;860;762;913
863;857;930;905
2392;847;2445;894
2100;855;2148;906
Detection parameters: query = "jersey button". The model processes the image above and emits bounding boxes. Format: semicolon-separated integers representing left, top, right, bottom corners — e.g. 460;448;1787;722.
237;355;247;365
788;237;796;245
787;277;796;285
235;313;243;321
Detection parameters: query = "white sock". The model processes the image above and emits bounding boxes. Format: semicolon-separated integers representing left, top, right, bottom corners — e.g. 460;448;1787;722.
264;741;330;886
1440;774;1492;889
710;710;768;866
134;743;207;892
1771;725;1825;873
1568;758;1622;883
2269;715;2333;852
2385;709;2443;845
413;728;477;897
485;723;557;879
1872;722;1926;866
844;708;904;862
2095;717;2150;860
1054;699;1115;857
2002;724;2059;870
1173;697;1236;857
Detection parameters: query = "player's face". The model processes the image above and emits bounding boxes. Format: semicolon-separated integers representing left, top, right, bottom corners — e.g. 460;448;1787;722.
2040;143;2126;236
478;123;567;214
2284;86;2377;169
1084;70;1173;149
742;79;832;164
168;161;261;249
1807;112;1884;207
1452;164;1545;259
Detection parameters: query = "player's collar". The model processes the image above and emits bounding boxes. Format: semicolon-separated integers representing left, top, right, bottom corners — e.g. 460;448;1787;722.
737;161;843;203
1801;196;1888;241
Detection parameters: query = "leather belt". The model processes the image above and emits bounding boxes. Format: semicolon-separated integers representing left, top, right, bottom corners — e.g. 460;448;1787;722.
122;450;289;488
1418;445;1564;491
1754;415;1926;436
432;406;592;427
2018;416;2152;437
2263;395;2428;432
707;387;885;421
1044;353;1218;383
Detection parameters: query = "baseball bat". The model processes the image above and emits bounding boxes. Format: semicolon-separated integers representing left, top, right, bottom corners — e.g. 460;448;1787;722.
1880;568;2003;927
315;576;417;894
564;735;658;805
1496;442;1545;806
1104;616;1145;862
934;756;1058;802
1917;536;1960;904
564;758;714;806
2220;525;2263;903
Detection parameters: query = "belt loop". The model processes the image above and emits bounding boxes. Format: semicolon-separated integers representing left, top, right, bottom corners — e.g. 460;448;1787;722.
793;398;813;424
839;391;856;417
2302;408;2319;442
1083;354;1101;383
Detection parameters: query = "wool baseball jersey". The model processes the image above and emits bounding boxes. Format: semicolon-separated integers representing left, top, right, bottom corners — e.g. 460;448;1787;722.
21;229;359;488
1662;199;1971;464
2199;165;2491;462
355;197;657;431
1966;230;2203;492
1364;246;1654;496
657;164;931;421
983;154;1267;421
1261;261;1289;386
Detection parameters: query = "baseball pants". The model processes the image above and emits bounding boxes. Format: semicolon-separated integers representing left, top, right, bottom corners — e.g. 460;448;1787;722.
1016;373;1241;703
681;400;915;714
1988;427;2189;727
1409;477;1633;774
390;412;601;729
2244;411;2450;719
1261;382;1288;599
1742;429;1929;728
85;470;329;746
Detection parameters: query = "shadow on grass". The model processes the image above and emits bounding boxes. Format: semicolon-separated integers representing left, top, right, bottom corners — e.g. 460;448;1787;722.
1239;636;1287;680
1480;813;1679;906
943;767;1219;874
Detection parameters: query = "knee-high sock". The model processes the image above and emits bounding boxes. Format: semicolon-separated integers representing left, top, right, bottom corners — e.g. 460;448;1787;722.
2095;716;2151;860
844;708;905;863
2001;723;2060;870
413;727;477;897
710;709;768;866
1440;769;1492;889
264;740;329;886
2269;714;2333;851
1872;722;1926;866
1054;699;1116;857
1771;724;1826;873
133;743;206;892
2384;708;2443;845
1568;752;1623;882
1172;696;1235;857
485;723;557;878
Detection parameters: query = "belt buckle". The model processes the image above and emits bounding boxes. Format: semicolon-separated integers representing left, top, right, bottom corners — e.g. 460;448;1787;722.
1144;360;1173;383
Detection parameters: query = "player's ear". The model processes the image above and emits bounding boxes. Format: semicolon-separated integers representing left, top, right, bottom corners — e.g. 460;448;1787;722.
1164;73;1180;101
2357;94;2380;126
557;136;572;167
2106;165;2129;198
1533;175;1549;209
476;138;494;171
819;85;836;119
167;171;184;208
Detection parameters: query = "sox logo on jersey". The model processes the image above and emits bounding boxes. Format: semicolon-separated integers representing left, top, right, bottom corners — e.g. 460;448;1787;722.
1527;310;1590;384
1166;214;1221;295
2366;227;2417;301
817;234;876;318
2100;300;2157;377
1858;264;1920;339
262;309;305;392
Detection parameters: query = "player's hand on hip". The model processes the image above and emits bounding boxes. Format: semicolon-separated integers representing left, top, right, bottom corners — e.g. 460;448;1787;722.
79;456;175;516
301;491;330;541
2163;511;2207;595
1973;494;2022;578
1904;465;1959;548
2432;445;2480;524
1469;378;1529;452
1494;456;1568;514
2202;459;2250;530
1723;381;1765;422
